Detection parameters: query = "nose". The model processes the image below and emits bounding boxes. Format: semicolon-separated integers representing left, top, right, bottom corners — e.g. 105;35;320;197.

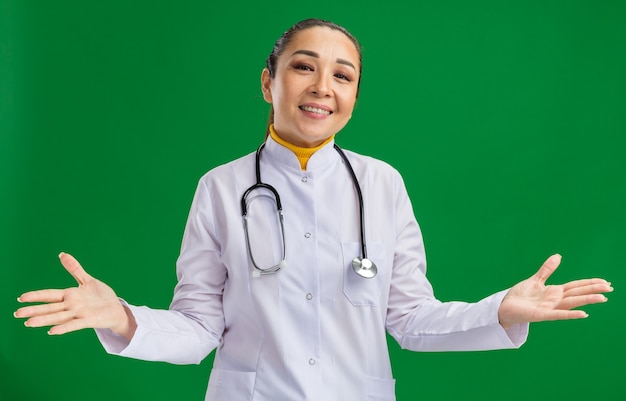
310;71;332;97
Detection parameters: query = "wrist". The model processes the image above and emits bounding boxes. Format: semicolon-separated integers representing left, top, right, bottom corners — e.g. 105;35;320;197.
111;304;137;341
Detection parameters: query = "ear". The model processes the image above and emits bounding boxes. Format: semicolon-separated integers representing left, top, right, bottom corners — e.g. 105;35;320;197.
261;68;273;104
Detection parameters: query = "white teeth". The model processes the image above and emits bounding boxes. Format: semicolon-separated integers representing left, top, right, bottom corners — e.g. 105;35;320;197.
300;105;331;115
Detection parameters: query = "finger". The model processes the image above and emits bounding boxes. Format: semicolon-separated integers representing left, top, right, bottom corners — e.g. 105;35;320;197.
535;308;588;322
17;289;65;303
533;254;562;284
48;319;90;335
558;294;608;310
59;252;92;286
563;281;614;297
24;310;75;328
14;302;67;319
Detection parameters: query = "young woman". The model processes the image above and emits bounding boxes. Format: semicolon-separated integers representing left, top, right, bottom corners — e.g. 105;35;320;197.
15;19;612;401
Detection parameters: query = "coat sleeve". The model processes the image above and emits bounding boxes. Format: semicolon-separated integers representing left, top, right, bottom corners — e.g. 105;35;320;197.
385;173;529;351
95;177;226;364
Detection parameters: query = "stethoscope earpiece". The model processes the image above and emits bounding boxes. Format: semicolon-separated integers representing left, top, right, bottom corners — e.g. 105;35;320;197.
352;257;377;279
251;259;287;278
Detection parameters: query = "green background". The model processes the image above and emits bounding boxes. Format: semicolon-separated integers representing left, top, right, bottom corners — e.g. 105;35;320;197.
2;1;624;400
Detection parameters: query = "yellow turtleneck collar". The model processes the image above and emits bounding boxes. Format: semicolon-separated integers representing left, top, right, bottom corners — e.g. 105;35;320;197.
269;125;334;171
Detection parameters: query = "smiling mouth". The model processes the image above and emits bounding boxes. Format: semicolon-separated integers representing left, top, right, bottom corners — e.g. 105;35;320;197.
299;105;332;115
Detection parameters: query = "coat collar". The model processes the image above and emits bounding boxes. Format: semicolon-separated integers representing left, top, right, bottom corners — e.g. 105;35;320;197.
263;134;340;172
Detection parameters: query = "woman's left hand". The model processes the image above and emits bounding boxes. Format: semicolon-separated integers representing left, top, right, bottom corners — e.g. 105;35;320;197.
498;254;613;330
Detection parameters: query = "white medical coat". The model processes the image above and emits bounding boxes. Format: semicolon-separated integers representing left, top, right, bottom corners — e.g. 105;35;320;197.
96;135;528;401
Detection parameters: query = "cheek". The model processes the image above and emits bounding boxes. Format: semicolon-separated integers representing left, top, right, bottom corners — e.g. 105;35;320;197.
339;93;357;115
269;80;292;108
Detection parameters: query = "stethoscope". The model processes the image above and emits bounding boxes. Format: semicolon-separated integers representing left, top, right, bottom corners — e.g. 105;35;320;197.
241;142;378;279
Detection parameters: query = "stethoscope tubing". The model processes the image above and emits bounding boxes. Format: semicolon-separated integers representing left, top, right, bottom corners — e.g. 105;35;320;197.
241;141;373;277
241;144;283;216
332;144;369;262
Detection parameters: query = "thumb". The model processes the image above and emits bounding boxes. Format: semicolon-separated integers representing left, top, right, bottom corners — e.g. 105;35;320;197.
59;252;92;286
533;253;562;284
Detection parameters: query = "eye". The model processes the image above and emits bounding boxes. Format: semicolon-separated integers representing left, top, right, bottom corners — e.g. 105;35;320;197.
335;73;352;82
292;63;313;71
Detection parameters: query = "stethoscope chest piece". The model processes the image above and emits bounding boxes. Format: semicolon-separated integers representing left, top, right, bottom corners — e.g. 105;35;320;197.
352;257;377;279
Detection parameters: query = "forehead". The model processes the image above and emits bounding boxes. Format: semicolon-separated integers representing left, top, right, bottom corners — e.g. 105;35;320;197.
281;26;360;67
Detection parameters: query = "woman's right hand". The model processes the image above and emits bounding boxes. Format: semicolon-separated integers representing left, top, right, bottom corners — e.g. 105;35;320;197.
14;252;137;340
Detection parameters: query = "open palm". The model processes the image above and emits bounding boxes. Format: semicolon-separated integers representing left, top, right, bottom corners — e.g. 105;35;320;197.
498;254;612;329
15;252;135;338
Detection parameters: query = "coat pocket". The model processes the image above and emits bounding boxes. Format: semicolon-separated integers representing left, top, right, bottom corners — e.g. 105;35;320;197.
205;369;256;401
367;376;396;400
341;241;387;307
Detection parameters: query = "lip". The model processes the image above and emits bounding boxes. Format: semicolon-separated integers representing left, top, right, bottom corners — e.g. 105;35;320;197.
300;103;333;113
298;103;334;119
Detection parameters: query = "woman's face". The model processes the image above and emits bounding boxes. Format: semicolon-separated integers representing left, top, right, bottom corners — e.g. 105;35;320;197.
262;26;360;147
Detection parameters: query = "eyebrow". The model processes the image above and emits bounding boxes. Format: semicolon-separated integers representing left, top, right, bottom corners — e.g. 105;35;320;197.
291;50;356;71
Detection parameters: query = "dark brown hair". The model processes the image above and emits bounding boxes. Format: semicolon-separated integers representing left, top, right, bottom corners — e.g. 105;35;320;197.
264;18;362;137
